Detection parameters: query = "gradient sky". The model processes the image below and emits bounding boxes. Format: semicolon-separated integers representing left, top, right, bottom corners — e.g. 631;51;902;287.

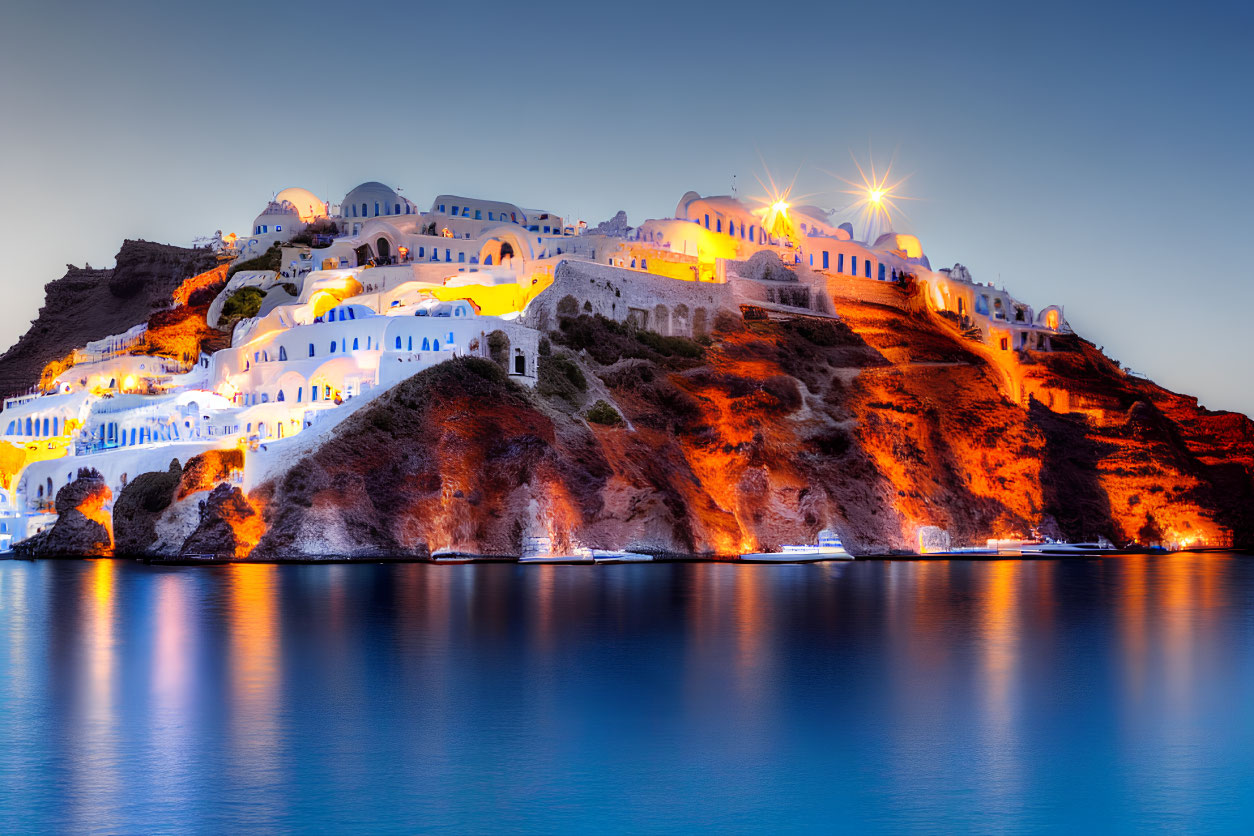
2;0;1251;413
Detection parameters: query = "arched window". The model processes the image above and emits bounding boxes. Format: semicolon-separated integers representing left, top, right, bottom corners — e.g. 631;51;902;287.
362;202;368;217
297;387;302;402
279;346;287;361
374;202;379;216
24;418;31;435
42;418;49;436
421;337;430;350
330;342;336;353
308;343;315;357
51;417;58;435
348;309;355;320
277;390;285;402
407;336;413;350
433;339;440;351
352;338;359;350
395;336;402;349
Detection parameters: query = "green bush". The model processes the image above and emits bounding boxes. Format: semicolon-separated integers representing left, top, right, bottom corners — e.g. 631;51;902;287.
537;353;587;405
586;400;623;426
226;242;283;280
220;286;266;325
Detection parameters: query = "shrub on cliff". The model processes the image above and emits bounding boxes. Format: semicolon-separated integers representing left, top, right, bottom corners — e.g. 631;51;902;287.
226;243;283;280
220;286;266;327
554;314;704;365
538;353;587;405
586;400;623;426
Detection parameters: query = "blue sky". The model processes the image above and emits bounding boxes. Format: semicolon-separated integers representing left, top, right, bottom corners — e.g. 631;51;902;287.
2;0;1251;413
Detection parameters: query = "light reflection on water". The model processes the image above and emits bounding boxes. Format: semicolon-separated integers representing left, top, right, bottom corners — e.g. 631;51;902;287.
0;556;1252;833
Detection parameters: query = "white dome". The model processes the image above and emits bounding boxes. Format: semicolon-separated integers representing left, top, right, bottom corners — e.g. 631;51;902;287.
341;181;412;220
275;187;326;222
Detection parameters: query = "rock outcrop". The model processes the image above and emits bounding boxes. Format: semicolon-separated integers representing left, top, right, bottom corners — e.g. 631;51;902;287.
0;240;219;397
239;306;1254;557
15;469;113;557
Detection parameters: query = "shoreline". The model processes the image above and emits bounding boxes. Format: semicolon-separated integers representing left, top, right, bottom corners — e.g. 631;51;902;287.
5;547;1248;565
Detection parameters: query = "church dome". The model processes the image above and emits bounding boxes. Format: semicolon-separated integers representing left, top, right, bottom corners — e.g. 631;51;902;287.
341;181;411;219
275;187;326;222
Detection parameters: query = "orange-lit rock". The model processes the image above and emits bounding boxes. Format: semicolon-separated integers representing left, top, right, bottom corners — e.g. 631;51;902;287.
14;469;113;557
245;301;1254;557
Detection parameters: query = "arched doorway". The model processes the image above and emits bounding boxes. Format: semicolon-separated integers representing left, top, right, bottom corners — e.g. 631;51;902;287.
354;244;372;266
376;237;391;263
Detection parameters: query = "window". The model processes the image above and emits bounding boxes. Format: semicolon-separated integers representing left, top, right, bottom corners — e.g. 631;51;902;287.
418;246;424;258
729;221;735;236
749;225;755;241
325;385;332;400
433;339;440;350
374;202;380;216
422;337;430;350
407;336;413;350
462;207;470;217
878;264;886;281
445;249;451;262
838;254;845;273
458;252;465;263
865;260;871;278
395;203;401;215
704;214;710;229
716;219;722;233
488;212;495;220
851;256;857;276
822;251;829;269
311;388;318;401
438;204;445;212
452;205;459;216
277;390;285;402
361;202;367;217
297;387;302;402
308;343;315;357
279;346;287;361
475;209;482;220
275;225;282;233
352;338;359;350
330;341;336;353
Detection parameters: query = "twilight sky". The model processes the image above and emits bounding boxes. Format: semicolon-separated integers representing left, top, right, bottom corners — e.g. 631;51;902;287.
1;0;1251;413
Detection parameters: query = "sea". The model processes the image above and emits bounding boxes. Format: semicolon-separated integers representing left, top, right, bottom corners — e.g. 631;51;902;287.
1;555;1252;834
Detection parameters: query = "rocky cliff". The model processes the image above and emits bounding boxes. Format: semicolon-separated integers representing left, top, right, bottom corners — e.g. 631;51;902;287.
0;240;220;397
229;305;1253;558
7;243;1254;556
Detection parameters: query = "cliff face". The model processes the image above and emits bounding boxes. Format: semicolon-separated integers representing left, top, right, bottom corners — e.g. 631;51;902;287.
0;240;219;396
232;305;1254;557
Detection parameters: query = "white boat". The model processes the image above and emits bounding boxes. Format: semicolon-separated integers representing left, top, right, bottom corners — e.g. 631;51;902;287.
586;549;653;563
518;537;594;564
1020;538;1117;556
740;530;853;563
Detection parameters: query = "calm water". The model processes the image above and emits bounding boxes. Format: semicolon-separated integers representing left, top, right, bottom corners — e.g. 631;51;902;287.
1;556;1253;834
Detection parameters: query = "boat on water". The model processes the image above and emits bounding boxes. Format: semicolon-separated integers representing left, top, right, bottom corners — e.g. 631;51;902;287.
518;537;594;564
581;548;653;563
740;530;853;563
1019;538;1118;556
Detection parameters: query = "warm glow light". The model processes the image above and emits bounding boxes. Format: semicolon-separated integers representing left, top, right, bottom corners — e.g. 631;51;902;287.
827;152;916;242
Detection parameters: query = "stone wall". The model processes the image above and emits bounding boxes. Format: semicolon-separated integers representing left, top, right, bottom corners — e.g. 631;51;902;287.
523;260;737;338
